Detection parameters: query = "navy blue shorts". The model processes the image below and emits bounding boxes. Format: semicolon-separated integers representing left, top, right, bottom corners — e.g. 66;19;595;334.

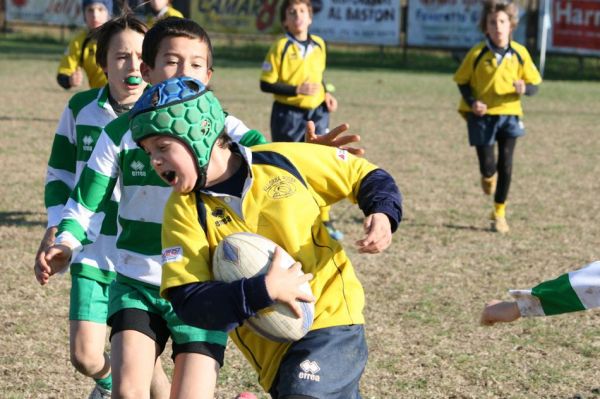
466;114;524;146
270;101;330;143
269;325;368;399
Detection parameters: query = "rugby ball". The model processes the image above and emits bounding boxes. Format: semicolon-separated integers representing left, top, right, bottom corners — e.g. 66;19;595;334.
212;232;314;342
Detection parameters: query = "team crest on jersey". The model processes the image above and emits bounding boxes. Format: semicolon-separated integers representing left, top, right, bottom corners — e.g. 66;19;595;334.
336;148;348;161
261;61;272;72
162;246;183;263
130;160;146;177
82;135;94;152
264;176;297;199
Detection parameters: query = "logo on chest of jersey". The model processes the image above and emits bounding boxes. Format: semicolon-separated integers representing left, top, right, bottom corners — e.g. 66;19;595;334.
264;176;297;199
212;207;232;227
82;135;94;152
130;160;146;177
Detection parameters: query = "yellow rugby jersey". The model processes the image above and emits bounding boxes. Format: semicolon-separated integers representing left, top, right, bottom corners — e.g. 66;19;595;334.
260;34;327;109
161;142;378;390
57;30;107;89
147;6;183;27
454;40;542;117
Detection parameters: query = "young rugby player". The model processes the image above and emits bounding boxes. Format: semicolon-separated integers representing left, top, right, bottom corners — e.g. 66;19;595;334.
453;0;542;233
146;0;183;27
57;0;112;90
131;76;402;399
36;14;171;399
260;0;344;240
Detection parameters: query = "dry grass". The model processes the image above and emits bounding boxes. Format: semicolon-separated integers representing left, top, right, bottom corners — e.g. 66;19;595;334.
1;38;600;399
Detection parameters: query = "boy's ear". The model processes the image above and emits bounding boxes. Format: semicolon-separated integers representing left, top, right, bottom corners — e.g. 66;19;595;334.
141;62;151;83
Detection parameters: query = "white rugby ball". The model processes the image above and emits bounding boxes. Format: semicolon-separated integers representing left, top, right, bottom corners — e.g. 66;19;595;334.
212;232;314;342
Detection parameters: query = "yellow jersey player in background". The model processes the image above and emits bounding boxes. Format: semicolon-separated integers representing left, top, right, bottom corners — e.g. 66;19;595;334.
146;0;183;27
453;0;541;233
131;76;402;398
56;0;112;90
260;0;344;241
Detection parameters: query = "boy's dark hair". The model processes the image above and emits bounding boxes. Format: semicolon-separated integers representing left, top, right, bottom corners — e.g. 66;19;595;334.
94;13;147;69
479;0;519;33
279;0;313;25
142;17;214;70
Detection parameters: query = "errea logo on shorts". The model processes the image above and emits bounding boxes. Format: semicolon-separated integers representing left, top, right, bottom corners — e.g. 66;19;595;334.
130;160;146;176
162;246;183;264
298;359;320;382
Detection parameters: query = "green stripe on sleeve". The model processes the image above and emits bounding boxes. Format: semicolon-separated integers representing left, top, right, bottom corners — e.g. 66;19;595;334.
45;180;72;208
71;166;117;213
117;217;162;256
48;134;76;173
531;273;586;316
58;218;88;242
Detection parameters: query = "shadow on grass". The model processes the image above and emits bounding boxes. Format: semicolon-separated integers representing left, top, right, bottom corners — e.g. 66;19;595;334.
0;115;59;123
0;211;46;227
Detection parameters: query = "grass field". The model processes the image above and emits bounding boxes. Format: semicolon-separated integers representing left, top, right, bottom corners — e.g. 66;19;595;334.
1;33;600;398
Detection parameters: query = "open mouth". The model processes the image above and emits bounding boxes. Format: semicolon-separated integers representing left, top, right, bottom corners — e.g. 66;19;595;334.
162;171;176;184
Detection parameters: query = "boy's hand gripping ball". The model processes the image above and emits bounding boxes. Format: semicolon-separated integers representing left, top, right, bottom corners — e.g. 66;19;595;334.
213;232;314;342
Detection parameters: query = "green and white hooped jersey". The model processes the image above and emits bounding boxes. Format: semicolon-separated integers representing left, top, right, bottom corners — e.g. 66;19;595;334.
510;261;600;317
55;111;265;286
46;86;118;283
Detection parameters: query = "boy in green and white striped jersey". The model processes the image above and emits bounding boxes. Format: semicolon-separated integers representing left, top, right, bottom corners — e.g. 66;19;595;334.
35;14;173;399
480;261;600;325
42;16;362;397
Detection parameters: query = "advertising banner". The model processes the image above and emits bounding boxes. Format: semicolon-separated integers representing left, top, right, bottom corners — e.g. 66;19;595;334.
539;0;600;55
189;0;400;45
6;0;84;26
407;0;526;48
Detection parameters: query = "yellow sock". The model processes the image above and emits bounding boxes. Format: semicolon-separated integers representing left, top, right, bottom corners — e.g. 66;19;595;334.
494;202;506;218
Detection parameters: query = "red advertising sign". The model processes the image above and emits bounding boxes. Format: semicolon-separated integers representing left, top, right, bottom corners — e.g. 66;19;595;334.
552;0;600;51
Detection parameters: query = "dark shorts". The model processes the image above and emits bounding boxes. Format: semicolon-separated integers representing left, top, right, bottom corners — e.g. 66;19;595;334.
270;101;330;143
467;114;524;146
269;325;368;399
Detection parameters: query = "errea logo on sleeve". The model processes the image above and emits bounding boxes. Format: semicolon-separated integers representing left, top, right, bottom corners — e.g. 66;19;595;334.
162;246;183;264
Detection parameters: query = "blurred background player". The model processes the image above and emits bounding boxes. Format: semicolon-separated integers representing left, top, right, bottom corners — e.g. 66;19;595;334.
480;261;600;325
56;0;112;90
260;0;343;240
453;0;541;233
37;13;171;399
146;0;183;27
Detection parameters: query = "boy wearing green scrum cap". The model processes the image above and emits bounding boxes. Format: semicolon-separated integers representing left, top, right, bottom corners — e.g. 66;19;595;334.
131;76;402;398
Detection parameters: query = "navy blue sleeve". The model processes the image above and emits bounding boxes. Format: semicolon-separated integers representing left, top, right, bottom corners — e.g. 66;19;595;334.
457;83;475;106
525;84;539;96
167;274;275;332
57;74;72;90
260;80;297;96
357;169;402;233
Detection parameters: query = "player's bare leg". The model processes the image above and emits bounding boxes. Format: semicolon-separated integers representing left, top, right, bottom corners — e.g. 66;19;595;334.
170;352;219;399
111;330;160;399
150;358;170;399
69;321;111;387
